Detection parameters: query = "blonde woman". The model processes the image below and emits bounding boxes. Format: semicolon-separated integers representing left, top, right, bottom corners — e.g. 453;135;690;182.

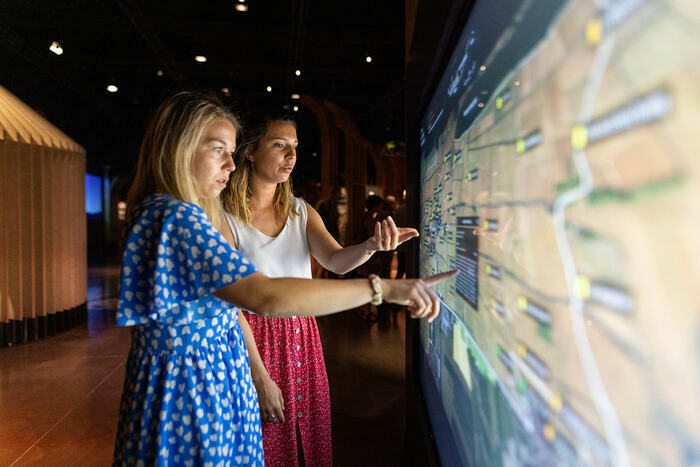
221;115;421;467
114;92;453;465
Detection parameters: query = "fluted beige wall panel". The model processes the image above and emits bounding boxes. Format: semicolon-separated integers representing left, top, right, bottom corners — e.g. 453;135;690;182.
0;85;86;335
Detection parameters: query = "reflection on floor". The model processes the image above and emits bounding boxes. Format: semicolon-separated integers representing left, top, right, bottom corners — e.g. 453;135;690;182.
0;266;407;466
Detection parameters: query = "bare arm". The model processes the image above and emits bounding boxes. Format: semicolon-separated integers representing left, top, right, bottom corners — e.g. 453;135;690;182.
213;270;456;322
305;202;419;275
237;311;285;423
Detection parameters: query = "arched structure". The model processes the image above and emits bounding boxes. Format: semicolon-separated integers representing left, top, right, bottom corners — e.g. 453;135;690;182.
0;85;87;346
301;95;407;245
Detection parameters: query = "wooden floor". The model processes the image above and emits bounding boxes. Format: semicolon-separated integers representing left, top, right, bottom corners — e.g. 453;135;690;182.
0;264;408;466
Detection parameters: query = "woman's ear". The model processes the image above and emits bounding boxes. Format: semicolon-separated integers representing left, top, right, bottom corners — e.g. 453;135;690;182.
244;146;254;163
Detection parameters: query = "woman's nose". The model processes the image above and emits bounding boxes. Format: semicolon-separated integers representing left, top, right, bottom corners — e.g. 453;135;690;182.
225;153;235;171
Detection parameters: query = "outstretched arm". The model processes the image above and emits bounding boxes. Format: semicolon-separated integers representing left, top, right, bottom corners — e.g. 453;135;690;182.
213;270;456;321
305;202;419;275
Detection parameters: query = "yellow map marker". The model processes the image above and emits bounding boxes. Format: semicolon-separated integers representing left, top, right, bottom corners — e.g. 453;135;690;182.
549;394;563;413
586;18;603;45
483;220;489;230
516;139;525;153
577;276;591;299
517;344;527;358
496;97;503;109
485;264;492;275
518;296;528;311
543;424;556;441
571;125;588;149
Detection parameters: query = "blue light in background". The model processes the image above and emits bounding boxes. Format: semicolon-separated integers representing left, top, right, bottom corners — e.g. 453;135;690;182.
85;174;102;214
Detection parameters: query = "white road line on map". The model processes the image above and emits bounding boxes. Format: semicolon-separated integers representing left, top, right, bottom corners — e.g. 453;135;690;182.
552;26;630;467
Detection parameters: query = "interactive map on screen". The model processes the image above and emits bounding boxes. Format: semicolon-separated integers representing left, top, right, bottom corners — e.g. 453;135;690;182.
418;0;700;465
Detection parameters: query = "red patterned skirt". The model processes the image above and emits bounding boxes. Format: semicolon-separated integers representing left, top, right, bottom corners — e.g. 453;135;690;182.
243;311;332;467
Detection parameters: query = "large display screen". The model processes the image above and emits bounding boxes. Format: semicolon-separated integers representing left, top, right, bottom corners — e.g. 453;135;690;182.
418;0;699;465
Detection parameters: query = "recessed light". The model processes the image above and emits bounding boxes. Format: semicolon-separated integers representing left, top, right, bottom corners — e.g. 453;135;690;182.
49;41;63;55
156;69;164;77
235;4;248;11
291;93;300;99
365;55;372;63
293;105;299;112
106;84;118;93
266;85;272;92
295;69;301;76
221;87;230;96
195;55;207;63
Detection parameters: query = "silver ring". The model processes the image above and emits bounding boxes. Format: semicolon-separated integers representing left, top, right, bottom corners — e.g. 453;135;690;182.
266;415;276;422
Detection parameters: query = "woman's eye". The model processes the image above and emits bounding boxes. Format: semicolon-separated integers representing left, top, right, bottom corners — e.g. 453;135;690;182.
214;147;223;153
274;143;284;148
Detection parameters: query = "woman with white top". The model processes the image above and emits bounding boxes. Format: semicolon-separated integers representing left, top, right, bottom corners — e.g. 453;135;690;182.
220;115;420;466
114;92;453;465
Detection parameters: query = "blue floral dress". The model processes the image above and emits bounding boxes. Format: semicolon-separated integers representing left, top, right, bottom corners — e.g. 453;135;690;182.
113;194;264;466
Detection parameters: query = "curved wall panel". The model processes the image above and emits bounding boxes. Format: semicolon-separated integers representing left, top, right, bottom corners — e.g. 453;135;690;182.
0;85;86;346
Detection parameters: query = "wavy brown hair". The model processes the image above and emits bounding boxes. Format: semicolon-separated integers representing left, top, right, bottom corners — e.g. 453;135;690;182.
222;115;299;224
125;91;240;231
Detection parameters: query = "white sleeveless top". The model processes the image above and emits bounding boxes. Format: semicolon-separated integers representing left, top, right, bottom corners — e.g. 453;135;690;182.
225;197;312;279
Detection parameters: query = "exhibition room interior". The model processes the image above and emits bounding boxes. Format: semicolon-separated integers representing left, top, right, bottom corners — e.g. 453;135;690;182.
1;0;698;465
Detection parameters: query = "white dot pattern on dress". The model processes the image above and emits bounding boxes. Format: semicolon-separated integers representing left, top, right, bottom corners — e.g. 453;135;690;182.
113;194;263;465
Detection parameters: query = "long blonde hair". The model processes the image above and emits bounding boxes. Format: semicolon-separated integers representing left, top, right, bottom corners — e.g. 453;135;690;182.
126;91;240;231
222;116;299;224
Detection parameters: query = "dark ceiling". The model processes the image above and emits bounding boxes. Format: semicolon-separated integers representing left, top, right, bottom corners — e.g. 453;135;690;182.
0;0;405;178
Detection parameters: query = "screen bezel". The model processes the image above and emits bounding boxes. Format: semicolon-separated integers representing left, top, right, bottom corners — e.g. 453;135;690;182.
404;1;477;465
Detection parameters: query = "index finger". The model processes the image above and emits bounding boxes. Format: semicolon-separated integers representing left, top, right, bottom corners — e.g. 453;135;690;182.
274;405;285;423
422;269;459;286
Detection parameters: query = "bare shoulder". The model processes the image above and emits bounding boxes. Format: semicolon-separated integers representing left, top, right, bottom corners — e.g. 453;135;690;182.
304;199;319;216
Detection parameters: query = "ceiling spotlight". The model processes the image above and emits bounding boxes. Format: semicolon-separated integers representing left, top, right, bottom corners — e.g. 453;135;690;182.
156;69;164;77
221;87;230;96
235;4;248;11
365;55;372;63
266;85;272;92
106;84;118;93
295;69;301;76
293;105;299;112
195;55;207;63
49;41;63;55
291;93;300;99
238;0;246;2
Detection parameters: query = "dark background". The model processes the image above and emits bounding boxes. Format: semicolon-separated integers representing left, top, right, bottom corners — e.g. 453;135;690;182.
0;0;406;188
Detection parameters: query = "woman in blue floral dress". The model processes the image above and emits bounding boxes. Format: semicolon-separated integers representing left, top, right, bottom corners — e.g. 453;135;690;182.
113;91;453;466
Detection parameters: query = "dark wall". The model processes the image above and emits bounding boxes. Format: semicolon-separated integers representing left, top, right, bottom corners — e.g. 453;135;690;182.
404;1;475;465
